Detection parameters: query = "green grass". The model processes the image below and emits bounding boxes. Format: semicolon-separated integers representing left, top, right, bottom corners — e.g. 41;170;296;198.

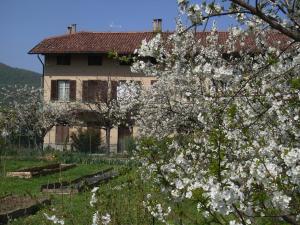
1;158;286;225
0;151;292;225
0;156;159;225
0;159;110;195
0;158;116;225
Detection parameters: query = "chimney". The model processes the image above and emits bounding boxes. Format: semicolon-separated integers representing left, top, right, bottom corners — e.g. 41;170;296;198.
67;24;77;34
153;19;162;33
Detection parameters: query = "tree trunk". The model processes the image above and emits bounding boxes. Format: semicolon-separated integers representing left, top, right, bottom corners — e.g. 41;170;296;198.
106;128;111;155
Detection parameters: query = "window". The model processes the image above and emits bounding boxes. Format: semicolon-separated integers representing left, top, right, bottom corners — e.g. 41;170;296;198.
82;80;108;102
51;80;76;101
57;54;71;65
58;80;70;101
88;55;102;65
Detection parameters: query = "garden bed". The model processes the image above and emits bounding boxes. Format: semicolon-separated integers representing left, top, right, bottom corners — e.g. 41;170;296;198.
0;195;50;224
6;163;76;178
41;167;118;194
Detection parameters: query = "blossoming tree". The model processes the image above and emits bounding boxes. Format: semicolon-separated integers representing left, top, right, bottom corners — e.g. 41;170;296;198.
0;86;74;148
81;79;140;154
132;0;300;224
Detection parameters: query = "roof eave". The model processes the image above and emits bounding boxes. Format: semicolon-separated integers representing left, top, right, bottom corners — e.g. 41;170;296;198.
28;50;134;55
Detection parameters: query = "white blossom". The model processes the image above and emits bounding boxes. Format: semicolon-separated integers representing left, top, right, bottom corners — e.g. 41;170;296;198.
44;213;65;225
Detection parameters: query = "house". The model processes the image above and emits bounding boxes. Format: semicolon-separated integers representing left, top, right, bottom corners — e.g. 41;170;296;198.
28;20;165;153
28;19;288;153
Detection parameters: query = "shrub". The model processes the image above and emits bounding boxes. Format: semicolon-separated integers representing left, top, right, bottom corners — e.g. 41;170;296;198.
70;128;101;153
122;136;137;156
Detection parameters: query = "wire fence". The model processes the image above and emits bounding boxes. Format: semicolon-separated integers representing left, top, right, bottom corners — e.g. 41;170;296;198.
0;132;132;156
1;133;42;151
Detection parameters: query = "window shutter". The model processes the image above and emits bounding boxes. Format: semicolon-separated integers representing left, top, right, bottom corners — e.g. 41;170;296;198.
82;81;89;102
70;80;76;101
55;125;62;144
55;125;69;144
51;80;58;101
111;81;118;100
99;80;108;102
63;125;69;143
90;80;99;102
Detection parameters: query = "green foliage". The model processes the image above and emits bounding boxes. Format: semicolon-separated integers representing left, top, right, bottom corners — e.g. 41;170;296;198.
139;137;174;161
70;128;101;153
107;51;133;65
0;158;154;225
227;103;237;120
122;136;137;156
107;50;119;59
267;54;279;65
118;55;133;65
93;168;156;225
290;77;300;90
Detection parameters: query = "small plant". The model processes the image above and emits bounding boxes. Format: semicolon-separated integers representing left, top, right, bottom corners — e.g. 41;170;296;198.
123;136;137;156
70;128;101;153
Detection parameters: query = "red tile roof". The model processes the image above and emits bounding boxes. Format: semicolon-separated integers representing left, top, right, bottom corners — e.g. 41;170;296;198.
28;31;290;54
29;32;159;54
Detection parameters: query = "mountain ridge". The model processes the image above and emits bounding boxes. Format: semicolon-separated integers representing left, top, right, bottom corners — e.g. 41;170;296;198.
0;62;41;88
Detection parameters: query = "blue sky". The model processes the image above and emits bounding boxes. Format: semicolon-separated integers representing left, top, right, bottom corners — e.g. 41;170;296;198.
0;0;232;73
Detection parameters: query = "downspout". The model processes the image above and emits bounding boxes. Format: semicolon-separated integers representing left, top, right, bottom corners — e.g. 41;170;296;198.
37;54;44;89
37;54;45;150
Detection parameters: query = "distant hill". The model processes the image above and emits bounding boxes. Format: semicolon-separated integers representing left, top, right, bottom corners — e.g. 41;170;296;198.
0;63;41;89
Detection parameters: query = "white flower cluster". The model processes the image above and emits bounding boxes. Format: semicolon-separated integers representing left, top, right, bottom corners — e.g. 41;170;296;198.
44;186;111;225
90;187;99;207
143;195;171;224
44;213;65;225
132;1;300;224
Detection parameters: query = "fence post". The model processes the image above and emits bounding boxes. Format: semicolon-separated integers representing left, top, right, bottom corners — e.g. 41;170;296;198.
34;135;37;150
18;134;21;151
28;134;31;149
89;132;92;154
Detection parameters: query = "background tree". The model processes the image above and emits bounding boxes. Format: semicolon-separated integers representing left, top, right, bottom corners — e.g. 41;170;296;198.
82;78;140;154
0;86;74;148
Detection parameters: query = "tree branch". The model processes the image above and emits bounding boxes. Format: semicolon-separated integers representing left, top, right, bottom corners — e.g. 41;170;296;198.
231;0;300;41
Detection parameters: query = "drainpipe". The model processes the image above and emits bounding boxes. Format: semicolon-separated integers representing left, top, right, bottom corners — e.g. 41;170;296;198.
37;54;45;150
37;54;44;89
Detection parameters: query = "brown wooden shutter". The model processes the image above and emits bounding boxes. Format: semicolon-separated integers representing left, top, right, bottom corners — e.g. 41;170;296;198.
55;125;69;144
82;81;89;102
99;80;108;102
111;81;118;100
63;125;69;143
70;80;76;101
51;80;58;101
90;80;99;102
55;126;61;144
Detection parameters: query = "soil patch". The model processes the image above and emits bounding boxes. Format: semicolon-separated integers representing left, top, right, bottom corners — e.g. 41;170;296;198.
0;195;50;224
